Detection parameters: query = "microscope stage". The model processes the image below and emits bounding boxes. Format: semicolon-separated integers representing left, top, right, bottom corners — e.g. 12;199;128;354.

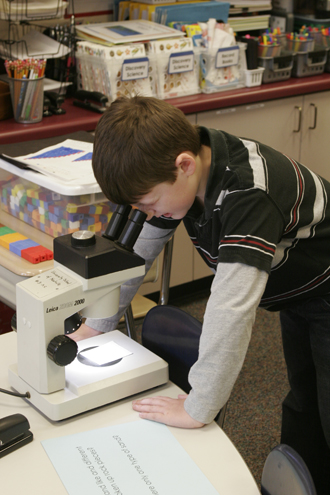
8;331;168;421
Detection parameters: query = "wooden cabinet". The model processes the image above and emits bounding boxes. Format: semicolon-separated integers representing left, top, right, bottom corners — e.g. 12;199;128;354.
299;91;330;180
196;91;330;181
196;95;303;160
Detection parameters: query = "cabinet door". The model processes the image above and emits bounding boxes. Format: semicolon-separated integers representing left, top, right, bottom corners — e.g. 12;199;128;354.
197;96;303;160
300;91;330;181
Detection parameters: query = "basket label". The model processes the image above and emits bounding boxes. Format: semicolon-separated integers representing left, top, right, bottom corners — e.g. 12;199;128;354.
168;51;194;74
122;57;149;81
215;46;239;69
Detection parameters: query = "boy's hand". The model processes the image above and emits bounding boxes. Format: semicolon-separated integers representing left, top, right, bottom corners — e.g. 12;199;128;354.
68;323;103;342
132;394;205;429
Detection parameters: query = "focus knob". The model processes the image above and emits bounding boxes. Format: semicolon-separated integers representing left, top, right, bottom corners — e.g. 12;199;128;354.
47;335;78;366
71;230;96;248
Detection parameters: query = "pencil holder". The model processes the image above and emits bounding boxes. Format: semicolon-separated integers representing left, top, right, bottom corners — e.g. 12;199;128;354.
8;77;44;124
273;33;287;49
258;43;281;58
322;34;330;48
286;38;314;53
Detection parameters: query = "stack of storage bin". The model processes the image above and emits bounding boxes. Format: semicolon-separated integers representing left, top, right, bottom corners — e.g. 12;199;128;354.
258;33;294;83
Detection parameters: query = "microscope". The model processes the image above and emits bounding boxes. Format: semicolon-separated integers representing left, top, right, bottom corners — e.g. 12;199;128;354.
8;206;168;421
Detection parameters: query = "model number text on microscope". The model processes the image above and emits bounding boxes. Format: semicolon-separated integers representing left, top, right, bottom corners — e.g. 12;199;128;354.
74;298;85;306
45;299;85;314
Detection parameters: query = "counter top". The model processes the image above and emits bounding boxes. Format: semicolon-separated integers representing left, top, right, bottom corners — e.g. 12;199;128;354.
1;74;330;144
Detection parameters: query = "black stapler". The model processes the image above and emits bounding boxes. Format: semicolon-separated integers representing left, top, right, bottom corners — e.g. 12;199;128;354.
0;413;33;458
43;96;53;117
45;91;66;115
73;90;108;114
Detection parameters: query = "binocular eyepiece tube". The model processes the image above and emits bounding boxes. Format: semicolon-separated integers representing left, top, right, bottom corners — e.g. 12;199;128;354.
103;204;147;251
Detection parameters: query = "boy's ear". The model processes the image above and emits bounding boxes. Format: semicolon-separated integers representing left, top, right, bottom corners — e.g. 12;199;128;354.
175;152;196;176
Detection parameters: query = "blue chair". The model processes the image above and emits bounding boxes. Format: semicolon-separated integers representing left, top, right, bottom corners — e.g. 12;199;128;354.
261;444;317;495
141;304;228;428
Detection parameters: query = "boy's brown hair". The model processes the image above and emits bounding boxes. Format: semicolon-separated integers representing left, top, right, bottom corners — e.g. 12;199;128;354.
92;95;201;205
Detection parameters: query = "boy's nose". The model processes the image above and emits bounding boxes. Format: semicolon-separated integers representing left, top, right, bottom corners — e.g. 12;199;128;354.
144;209;155;221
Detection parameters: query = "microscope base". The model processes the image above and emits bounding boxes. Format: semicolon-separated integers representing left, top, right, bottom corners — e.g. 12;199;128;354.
8;331;169;421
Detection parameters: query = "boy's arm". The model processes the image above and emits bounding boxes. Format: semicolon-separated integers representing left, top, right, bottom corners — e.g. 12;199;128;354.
133;261;268;427
79;223;175;336
184;261;268;423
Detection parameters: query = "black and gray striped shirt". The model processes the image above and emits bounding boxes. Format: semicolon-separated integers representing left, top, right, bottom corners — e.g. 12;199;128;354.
151;126;330;312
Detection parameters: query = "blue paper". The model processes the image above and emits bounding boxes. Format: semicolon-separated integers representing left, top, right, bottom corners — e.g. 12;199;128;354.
42;420;219;495
154;2;230;25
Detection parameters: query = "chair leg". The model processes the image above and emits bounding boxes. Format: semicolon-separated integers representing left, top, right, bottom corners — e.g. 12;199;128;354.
124;304;137;341
215;402;228;429
124;236;174;339
158;236;174;306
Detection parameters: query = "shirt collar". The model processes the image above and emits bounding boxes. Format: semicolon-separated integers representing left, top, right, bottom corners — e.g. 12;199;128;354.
198;126;228;221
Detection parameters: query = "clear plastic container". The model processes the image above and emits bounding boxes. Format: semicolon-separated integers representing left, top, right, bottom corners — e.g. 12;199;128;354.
200;43;246;94
0;161;116;238
153;48;201;99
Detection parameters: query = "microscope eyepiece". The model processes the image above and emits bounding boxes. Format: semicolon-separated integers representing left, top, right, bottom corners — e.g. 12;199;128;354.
117;209;147;250
103;204;132;241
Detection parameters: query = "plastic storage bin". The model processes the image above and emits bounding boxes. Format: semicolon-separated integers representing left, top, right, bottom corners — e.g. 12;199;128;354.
291;45;327;77
152;49;201;99
0;161;116;238
243;67;265;87
107;55;157;101
146;37;200;99
258;51;294;83
322;35;330;72
76;42;157;103
200;43;246;94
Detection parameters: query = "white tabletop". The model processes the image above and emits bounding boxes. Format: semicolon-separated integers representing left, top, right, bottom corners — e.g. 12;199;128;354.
0;332;260;495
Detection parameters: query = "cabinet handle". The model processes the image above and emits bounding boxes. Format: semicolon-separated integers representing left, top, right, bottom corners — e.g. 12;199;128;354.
294;106;302;133
309;103;317;130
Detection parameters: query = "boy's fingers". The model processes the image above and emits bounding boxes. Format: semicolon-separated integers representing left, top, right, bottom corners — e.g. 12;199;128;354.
132;396;205;428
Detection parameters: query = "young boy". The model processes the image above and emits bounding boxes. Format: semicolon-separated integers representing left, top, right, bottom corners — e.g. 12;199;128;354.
74;95;330;494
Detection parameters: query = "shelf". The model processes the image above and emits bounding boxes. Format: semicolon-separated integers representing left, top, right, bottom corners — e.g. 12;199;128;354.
1;74;330;144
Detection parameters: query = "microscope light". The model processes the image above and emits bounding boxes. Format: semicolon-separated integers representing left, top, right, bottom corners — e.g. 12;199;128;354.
78;340;132;366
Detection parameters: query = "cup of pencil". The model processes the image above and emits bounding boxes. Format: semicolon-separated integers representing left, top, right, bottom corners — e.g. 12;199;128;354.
321;28;330;48
258;36;281;58
5;59;46;124
286;34;314;53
